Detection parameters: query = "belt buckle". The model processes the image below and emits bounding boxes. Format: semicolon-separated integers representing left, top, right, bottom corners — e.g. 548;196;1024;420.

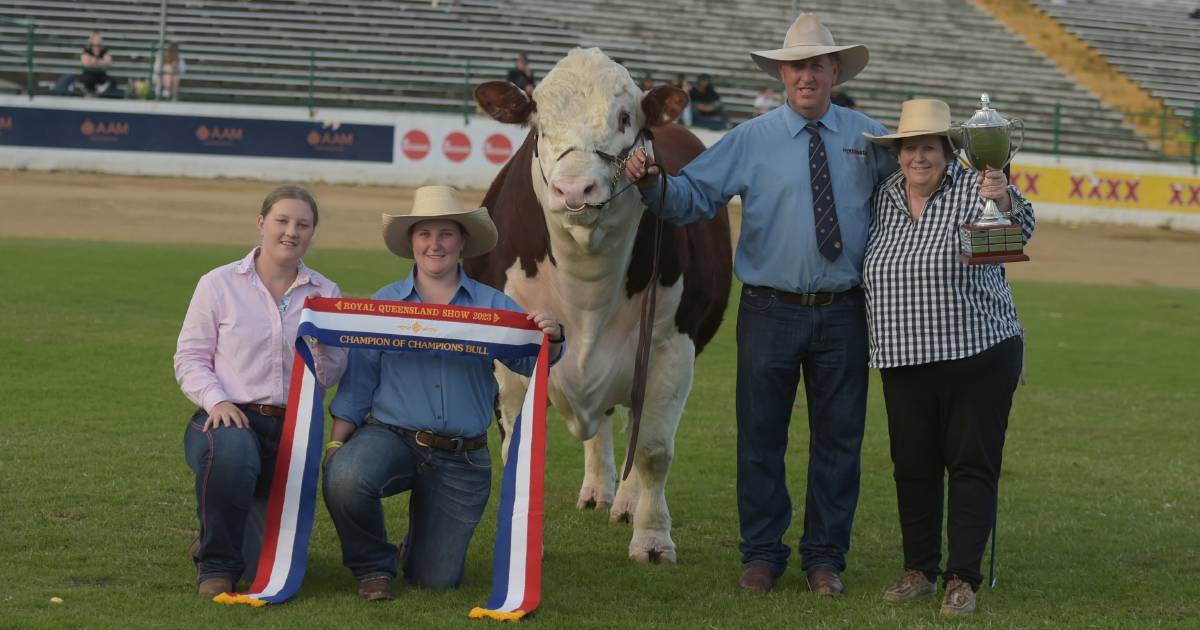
414;431;434;448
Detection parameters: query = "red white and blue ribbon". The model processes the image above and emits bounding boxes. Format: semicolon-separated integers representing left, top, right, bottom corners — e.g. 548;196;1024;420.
214;296;550;613
468;338;549;622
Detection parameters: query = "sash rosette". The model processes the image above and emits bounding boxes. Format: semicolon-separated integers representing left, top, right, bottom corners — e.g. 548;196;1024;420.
213;296;550;615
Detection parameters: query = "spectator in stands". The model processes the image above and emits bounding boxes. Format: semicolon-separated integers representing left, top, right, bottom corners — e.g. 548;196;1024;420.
753;86;782;116
79;32;113;96
624;13;895;597
1190;7;1200;18
176;186;347;598
831;90;856;110
861;99;1034;616
506;53;536;96
322;186;563;601
689;74;729;130
670;73;693;126
640;76;655;92
154;41;186;100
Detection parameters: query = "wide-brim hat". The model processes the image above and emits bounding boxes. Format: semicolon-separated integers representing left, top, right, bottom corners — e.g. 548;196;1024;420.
750;13;869;84
863;99;957;147
382;185;498;259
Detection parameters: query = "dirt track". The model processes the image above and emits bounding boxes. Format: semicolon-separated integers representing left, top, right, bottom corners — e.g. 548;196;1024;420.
3;170;1198;289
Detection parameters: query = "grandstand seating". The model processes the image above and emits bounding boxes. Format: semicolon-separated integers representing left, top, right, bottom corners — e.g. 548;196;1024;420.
1030;0;1200;118
0;0;1186;158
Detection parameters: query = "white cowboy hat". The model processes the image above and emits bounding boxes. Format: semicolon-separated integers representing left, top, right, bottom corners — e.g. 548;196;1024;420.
750;13;869;85
863;99;957;147
382;185;498;259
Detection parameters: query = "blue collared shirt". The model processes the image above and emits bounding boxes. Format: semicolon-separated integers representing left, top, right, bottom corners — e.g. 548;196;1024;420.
330;268;560;437
642;103;897;292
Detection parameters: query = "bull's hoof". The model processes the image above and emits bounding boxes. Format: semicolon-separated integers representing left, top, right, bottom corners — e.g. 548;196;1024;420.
608;510;632;525
576;486;613;511
628;535;677;564
608;491;637;524
577;497;613;511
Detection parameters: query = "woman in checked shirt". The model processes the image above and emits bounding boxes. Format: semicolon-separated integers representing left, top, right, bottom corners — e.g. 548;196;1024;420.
861;100;1035;616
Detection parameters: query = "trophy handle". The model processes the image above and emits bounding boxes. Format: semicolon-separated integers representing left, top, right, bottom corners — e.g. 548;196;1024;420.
947;126;971;169
1006;118;1024;166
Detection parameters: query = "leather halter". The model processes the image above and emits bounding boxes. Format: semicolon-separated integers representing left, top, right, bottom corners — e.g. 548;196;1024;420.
533;127;654;210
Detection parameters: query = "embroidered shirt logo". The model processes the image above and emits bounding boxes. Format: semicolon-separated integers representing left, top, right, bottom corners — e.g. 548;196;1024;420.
843;147;867;157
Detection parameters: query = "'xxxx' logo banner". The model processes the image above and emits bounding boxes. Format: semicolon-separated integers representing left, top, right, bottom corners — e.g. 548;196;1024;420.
213;296;550;620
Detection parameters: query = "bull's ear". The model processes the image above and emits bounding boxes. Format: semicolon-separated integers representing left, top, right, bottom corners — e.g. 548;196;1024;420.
641;85;689;127
475;81;535;124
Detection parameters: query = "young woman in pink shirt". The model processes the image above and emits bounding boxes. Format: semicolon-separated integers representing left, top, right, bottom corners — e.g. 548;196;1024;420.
174;186;347;597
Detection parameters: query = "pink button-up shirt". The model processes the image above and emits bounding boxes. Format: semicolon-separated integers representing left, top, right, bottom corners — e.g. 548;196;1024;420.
174;249;347;412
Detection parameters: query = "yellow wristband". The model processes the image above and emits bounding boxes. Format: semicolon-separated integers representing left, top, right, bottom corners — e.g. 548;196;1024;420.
325;440;344;451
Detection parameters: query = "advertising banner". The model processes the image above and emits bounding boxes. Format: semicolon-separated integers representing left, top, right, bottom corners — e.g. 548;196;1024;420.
0;106;393;162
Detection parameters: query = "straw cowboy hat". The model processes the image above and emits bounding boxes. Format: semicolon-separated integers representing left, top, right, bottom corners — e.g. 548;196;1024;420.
382;185;498;259
750;13;869;84
863;99;956;147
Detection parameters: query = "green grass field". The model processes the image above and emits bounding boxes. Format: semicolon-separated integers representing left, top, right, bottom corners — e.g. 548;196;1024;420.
1;238;1197;628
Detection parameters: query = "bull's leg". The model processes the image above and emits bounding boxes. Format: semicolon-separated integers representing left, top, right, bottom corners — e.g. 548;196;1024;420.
549;387;612;512
494;362;529;465
576;419;615;511
626;337;693;565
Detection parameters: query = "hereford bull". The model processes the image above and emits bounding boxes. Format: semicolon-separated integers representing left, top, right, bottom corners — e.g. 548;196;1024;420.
466;48;731;563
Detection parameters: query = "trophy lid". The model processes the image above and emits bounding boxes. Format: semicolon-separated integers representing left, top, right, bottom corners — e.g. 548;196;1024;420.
962;93;1007;128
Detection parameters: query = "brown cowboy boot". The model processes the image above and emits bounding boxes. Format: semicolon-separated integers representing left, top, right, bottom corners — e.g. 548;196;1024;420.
806;568;844;597
737;564;779;593
358;577;395;601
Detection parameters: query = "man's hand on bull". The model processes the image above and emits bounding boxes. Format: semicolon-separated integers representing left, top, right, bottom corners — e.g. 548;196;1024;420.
624;147;661;191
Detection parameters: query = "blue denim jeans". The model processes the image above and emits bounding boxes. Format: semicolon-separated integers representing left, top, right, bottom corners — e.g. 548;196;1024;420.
183;408;276;583
322;420;492;588
735;285;868;576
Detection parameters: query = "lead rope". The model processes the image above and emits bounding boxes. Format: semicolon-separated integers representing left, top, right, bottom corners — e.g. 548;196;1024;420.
623;145;666;481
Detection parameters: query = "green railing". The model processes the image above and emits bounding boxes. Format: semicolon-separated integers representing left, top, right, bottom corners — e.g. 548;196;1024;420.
1;26;1196;163
0;16;34;98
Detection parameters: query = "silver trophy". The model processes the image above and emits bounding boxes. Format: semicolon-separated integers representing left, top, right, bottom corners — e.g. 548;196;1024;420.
950;93;1024;226
951;94;1029;265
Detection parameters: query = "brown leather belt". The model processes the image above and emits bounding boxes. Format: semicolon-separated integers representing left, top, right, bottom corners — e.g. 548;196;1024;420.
237;403;288;418
749;285;859;307
399;427;487;452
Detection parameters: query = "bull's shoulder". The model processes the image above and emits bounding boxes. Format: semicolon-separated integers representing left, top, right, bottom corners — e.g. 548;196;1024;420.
463;131;552;291
626;124;733;355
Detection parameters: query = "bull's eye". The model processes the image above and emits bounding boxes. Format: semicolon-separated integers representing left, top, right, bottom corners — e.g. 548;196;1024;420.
618;110;631;133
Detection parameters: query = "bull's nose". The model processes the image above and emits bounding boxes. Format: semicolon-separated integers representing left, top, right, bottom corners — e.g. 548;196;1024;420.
551;177;599;210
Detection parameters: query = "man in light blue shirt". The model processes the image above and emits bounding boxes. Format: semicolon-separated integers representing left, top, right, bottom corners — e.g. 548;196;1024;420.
626;14;896;595
322;186;563;601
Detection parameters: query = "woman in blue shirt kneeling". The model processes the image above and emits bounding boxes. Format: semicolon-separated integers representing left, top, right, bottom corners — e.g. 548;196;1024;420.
322;186;563;601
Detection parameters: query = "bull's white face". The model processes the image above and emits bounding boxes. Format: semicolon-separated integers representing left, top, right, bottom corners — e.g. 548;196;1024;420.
529;49;648;243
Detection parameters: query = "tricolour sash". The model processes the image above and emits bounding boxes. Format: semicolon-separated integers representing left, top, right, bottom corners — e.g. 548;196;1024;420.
214;296;550;615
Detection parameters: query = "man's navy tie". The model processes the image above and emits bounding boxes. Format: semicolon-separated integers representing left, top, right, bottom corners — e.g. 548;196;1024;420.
806;122;843;261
